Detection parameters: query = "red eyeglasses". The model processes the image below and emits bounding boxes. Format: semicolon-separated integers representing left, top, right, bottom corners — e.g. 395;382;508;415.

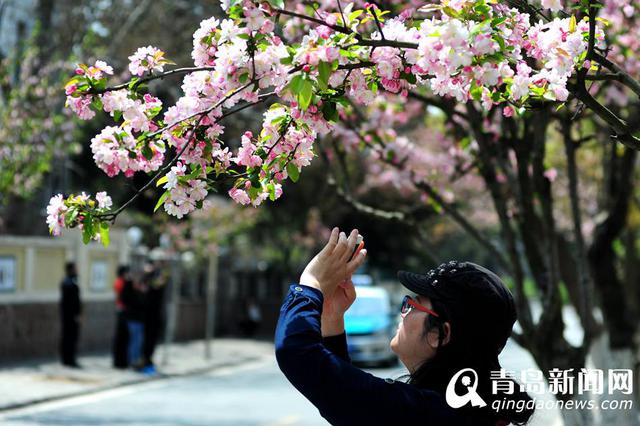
400;295;439;318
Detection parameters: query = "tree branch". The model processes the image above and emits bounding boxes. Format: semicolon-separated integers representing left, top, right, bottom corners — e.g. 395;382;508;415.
88;66;217;95
342;100;510;271
96;80;261;222
274;8;351;34
561;116;597;348
591;53;640;99
568;82;640;150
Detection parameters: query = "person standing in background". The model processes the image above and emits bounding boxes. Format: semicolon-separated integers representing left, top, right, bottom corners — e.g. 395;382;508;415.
142;262;165;373
121;273;147;370
60;262;82;368
112;265;130;369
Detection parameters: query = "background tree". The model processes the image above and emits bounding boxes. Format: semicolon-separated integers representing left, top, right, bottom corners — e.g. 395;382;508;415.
17;0;640;423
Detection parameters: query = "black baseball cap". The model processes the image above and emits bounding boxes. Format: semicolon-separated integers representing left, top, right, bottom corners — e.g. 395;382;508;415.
398;261;517;357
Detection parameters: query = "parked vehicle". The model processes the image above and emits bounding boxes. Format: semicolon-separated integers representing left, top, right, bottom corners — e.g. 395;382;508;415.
344;285;398;366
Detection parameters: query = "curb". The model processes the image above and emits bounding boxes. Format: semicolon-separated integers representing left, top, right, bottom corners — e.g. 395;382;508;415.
0;354;262;413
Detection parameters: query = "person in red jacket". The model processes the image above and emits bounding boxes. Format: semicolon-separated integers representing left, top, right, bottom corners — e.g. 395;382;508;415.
275;227;534;425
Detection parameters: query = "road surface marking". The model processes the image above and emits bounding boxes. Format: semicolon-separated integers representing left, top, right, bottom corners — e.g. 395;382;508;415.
0;379;165;420
264;415;302;426
0;356;273;420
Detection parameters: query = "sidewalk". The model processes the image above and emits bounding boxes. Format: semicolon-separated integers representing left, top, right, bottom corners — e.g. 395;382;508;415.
0;338;275;412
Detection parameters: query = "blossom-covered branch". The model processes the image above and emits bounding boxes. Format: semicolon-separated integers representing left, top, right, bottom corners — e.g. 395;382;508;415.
49;0;639;244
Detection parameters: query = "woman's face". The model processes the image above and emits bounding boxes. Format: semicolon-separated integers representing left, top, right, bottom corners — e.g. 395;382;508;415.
390;296;450;373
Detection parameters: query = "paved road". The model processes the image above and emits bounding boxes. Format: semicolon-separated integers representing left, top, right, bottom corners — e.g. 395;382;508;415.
2;301;575;426
0;338;566;426
0;357;405;426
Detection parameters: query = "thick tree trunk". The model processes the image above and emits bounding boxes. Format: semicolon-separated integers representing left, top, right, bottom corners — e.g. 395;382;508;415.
587;148;637;349
587;333;639;425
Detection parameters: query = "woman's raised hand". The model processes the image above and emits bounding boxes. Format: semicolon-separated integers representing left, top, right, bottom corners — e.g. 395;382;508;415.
299;227;367;295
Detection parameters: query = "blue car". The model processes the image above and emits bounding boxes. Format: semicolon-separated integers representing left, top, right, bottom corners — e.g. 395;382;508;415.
344;285;398;366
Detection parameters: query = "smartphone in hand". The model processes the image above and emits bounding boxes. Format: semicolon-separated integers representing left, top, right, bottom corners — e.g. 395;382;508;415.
350;234;365;261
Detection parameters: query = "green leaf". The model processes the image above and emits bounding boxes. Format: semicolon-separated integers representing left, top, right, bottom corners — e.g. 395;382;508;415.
287;162;300;182
92;97;103;111
491;16;507;27
298;79;314;111
228;3;243;20
267;183;276;201
442;6;460;18
402;72;417;84
317;62;331;91
493;35;506;52
470;81;483;101
82;216;93;244
288;75;304;94
128;77;140;91
248;186;260;199
473;2;491;15
142;145;153;161
65;209;79;227
321;101;339;122
154;190;170;212
99;222;110;247
348;10;364;23
156;175;169;187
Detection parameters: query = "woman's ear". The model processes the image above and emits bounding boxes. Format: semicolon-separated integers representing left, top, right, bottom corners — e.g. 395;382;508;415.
426;321;451;348
441;322;451;345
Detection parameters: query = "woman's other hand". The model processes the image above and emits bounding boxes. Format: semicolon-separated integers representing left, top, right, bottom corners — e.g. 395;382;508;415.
321;279;357;336
299;227;367;296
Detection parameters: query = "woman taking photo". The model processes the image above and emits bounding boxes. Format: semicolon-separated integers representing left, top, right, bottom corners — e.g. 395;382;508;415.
275;227;534;425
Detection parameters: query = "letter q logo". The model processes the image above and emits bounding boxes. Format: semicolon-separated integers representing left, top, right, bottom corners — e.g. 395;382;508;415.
445;368;487;408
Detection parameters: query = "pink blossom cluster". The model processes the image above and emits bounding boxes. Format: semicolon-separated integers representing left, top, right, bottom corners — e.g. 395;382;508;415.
65;60;114;120
600;0;640;104
540;0;564;12
128;46;168;76
227;106;315;207
60;0;614;229
526;17;605;101
101;90;162;133
46;191;112;238
90;126;165;177
162;162;209;219
46;194;67;236
192;17;222;67
67;95;95;120
164;179;208;219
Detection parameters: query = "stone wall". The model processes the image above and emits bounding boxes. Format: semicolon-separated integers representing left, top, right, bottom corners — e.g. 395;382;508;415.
0;299;114;361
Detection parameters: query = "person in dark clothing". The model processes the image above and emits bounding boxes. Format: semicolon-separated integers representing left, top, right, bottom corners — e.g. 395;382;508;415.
275;228;534;426
60;262;81;368
121;274;147;369
142;262;165;370
238;297;261;337
112;265;130;369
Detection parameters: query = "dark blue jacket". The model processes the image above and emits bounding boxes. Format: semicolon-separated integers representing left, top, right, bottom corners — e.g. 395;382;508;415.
275;284;472;425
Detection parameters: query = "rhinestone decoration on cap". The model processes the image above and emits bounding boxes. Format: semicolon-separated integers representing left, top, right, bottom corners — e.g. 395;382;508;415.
425;261;469;286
